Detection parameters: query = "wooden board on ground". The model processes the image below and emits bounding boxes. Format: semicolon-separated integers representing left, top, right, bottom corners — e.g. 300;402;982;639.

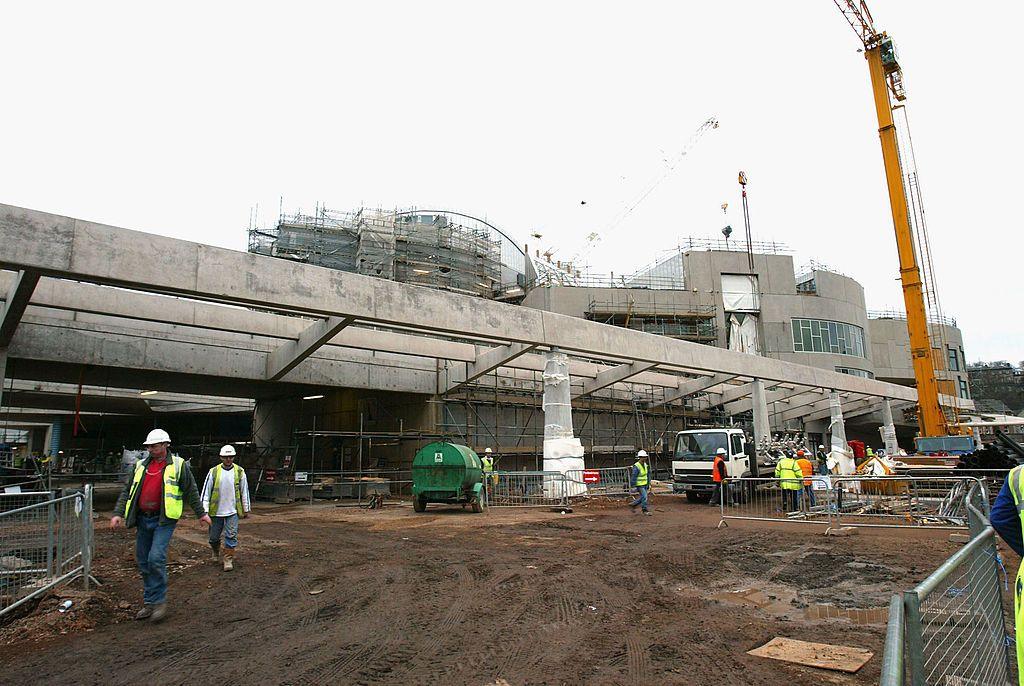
748;637;873;673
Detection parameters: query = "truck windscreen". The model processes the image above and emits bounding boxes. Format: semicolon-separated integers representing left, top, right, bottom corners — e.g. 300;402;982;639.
674;432;728;461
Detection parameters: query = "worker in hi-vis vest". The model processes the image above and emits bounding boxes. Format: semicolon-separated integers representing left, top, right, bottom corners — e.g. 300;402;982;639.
111;429;210;624
709;448;729;507
629;450;652;516
481;447;497;491
989;464;1024;681
774;452;803;512
201;445;251;572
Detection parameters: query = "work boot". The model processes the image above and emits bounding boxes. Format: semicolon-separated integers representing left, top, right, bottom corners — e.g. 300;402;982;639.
643;511;653;516
223;549;234;572
210;542;220;562
135;605;153;620
149;603;167;623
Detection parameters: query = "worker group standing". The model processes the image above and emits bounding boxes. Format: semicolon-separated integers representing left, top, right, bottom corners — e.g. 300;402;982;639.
630;450;652;516
110;429;211;623
201;445;251;572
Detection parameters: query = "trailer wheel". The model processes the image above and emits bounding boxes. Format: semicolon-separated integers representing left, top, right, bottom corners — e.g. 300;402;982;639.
471;494;485;513
413;496;426;513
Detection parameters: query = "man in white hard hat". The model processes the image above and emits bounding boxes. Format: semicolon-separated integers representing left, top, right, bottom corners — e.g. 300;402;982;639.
481;447;497;494
201;445;251;571
111;429;210;622
629;450;652;516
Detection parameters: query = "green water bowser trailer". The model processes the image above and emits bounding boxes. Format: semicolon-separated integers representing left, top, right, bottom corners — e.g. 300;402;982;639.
411;442;485;513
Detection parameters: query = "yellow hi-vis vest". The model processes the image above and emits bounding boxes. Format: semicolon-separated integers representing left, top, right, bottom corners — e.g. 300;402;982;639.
1005;465;1024;682
774;457;803;490
634;461;649;487
481;456;494;472
125;455;185;520
209;464;247;518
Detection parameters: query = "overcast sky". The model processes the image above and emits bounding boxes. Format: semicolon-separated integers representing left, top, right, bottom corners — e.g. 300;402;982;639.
3;1;1021;362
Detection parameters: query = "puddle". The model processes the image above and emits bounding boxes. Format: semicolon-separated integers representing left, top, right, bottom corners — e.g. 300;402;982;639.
702;586;889;625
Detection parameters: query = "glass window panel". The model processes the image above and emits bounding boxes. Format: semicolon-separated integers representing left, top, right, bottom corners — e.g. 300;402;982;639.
803;328;812;351
811;320;820;338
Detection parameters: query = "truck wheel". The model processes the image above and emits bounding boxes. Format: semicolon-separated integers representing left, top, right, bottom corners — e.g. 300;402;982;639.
686;492;710;504
413;496;426;513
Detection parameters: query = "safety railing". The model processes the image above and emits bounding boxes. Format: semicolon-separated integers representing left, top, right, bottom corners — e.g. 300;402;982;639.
718;477;834;527
254;469;412;504
563;467;633;499
0;486;94;619
719;476;985;530
881;480;1012;685
485;471;569;508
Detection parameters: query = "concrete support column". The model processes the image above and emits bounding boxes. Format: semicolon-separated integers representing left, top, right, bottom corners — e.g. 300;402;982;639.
879;400;899;455
751;379;770;477
541;348;584;494
828;391;855;475
0;347;7;414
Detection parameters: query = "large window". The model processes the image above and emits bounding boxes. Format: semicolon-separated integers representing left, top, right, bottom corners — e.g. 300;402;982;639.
958;378;970;400
791;318;865;357
835;366;874;378
947;346;960;372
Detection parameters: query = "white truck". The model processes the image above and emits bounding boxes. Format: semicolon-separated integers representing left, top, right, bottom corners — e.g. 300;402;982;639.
670;428;768;503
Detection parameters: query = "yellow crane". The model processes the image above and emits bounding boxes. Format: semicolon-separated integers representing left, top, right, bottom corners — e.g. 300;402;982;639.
832;0;959;440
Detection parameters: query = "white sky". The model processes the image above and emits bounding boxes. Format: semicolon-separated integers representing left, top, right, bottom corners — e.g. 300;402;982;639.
3;1;1021;362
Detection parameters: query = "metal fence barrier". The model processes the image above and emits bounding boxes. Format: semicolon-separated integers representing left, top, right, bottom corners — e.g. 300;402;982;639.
719;476;985;530
1;486;94;619
564;467;633;499
881;480;1013;685
485;471;569;508
255;469;413;504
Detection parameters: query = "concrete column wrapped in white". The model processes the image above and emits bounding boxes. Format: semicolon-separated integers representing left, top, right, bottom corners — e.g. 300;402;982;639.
879;400;899;455
751;378;770;469
828;391;856;476
542;349;585;496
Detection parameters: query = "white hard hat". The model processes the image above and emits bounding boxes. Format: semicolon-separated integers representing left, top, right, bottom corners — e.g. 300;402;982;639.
143;429;171;445
818;445;825;449
716;448;727;455
219;445;236;457
637;449;648;457
484;448;493;454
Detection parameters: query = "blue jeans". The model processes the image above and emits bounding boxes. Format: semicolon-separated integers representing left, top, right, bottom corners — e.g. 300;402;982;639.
631;485;649;512
209;514;239;549
803;485;816;507
135;514;176;605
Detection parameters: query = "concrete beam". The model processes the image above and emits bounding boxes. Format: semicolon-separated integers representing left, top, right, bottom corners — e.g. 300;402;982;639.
802;397;877;424
266;315;354;381
0;269;40;346
724;385;808;415
574;361;657;398
0;204;919;402
648;373;738;409
442;342;536;394
778;393;861;422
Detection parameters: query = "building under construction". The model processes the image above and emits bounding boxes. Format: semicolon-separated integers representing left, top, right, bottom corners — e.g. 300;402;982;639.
248;206;532;301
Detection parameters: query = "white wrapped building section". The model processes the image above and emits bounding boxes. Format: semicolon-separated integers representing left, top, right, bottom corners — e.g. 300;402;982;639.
542;349;587;496
828;391;856;476
879;400;899;455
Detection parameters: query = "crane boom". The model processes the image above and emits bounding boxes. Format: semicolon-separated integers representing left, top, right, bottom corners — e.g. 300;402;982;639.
832;0;951;438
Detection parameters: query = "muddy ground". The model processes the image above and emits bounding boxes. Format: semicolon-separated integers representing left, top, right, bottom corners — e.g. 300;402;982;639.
0;494;1002;685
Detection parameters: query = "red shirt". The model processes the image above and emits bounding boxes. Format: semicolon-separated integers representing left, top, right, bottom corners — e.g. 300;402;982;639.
138;458;167;513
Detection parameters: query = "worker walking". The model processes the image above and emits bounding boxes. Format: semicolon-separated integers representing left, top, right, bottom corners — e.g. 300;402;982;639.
110;429;210;623
629;450;652;516
774;451;803;512
795;449;816;509
709;447;729;507
989;465;1024;682
201;445;251;571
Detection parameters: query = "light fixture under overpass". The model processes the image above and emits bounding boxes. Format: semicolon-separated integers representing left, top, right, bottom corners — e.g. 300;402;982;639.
302;394;325;401
139;390;158;396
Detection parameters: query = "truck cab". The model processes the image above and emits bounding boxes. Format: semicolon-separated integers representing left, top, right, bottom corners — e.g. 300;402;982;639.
671;428;757;503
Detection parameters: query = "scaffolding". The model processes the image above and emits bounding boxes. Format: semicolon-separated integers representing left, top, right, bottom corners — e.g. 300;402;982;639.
248;206;502;298
585;299;718;343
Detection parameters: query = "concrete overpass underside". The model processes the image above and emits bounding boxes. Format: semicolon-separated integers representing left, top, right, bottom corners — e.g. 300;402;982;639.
0;204;924;469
